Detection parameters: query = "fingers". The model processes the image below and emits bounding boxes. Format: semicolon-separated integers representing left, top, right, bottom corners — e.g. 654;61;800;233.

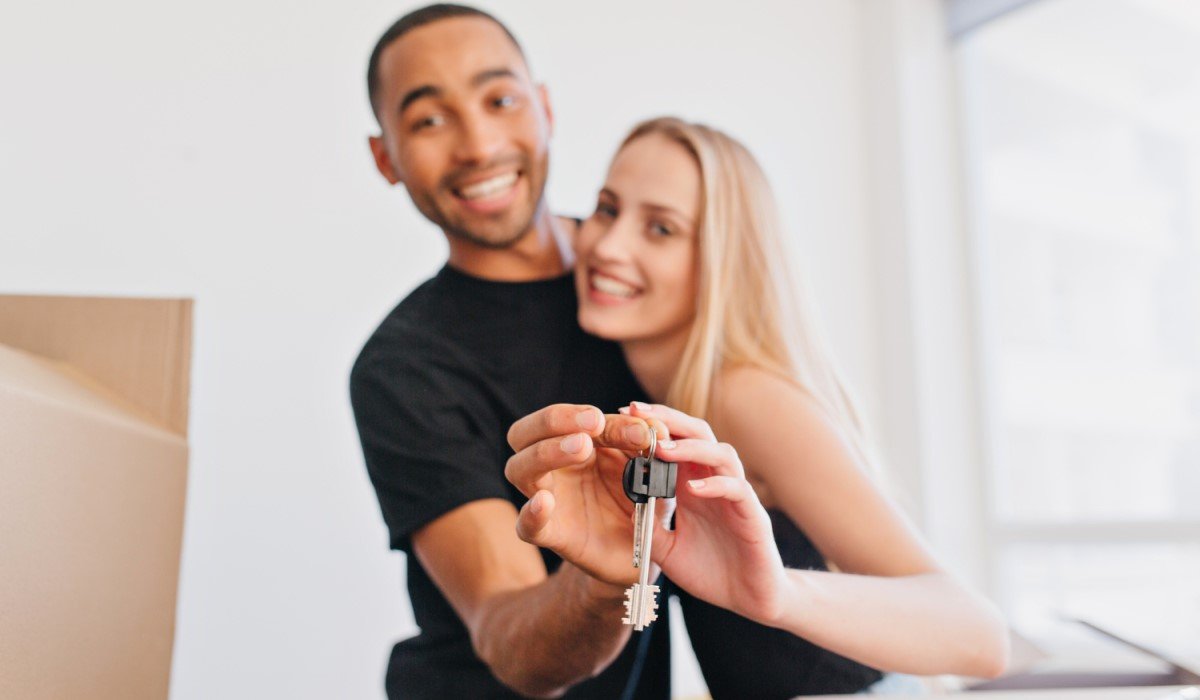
620;402;716;442
686;475;768;542
681;475;772;537
685;475;755;504
593;413;663;454
645;417;670;444
505;431;594;496
504;406;666;498
507;404;604;452
515;491;559;549
654;438;745;479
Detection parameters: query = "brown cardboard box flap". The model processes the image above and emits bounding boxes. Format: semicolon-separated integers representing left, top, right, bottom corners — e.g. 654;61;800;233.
0;344;181;441
0;295;193;436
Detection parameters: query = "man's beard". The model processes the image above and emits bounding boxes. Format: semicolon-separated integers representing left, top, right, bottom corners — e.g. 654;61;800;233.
441;208;537;249
415;152;549;250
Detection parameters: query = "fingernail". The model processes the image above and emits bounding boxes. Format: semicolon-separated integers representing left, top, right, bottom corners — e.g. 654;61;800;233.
617;407;630;415
632;401;651;412
561;433;584;454
530;493;543;513
689;479;705;489
659;439;677;450
575;408;599;430
624;423;646;444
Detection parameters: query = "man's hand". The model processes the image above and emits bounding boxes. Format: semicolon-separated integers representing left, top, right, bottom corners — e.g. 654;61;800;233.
506;404;668;586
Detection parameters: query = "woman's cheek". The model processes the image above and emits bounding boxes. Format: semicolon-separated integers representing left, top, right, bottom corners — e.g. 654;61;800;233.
572;227;591;258
580;222;613;262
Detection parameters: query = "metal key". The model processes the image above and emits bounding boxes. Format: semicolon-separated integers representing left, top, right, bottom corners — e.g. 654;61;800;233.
623;433;678;568
622;496;659;630
621;430;677;631
631;501;648;569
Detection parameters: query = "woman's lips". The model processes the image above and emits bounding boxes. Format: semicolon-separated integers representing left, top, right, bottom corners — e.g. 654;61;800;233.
588;270;642;305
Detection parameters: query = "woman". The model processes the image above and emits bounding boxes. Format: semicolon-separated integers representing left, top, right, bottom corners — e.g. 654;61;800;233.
572;117;1009;697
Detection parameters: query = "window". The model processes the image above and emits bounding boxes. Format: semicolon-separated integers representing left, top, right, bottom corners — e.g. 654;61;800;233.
955;0;1200;653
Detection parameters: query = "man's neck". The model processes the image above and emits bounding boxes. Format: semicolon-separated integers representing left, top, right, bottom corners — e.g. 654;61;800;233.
446;207;571;282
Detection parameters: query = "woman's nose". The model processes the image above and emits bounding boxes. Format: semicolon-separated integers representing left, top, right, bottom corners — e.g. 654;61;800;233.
590;216;638;262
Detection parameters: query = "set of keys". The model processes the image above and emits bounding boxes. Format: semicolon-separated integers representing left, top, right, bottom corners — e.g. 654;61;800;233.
621;429;677;631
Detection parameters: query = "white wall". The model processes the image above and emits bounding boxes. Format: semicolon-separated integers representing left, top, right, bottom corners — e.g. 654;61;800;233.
0;1;883;698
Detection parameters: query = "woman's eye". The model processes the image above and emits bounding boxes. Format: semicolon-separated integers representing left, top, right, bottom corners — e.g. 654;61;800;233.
650;221;672;237
594;202;617;219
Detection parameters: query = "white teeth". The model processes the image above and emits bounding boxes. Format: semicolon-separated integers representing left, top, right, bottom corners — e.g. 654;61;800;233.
458;172;518;200
591;273;639;298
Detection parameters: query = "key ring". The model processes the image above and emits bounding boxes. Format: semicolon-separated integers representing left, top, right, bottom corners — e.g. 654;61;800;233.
643;427;657;462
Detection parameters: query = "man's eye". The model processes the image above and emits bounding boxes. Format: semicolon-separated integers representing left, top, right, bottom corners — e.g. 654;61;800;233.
594;202;617;219
493;94;517;109
412;114;444;132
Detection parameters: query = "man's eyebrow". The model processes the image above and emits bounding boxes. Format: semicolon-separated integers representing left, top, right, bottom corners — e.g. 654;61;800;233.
396;68;518;115
399;85;441;114
472;67;518;87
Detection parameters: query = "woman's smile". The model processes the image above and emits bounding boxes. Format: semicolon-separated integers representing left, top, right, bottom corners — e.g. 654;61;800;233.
587;269;643;303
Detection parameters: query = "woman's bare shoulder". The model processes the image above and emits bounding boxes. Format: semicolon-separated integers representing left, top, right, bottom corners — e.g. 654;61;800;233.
713;365;824;420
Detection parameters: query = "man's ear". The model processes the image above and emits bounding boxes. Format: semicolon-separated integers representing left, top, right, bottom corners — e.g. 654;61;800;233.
537;83;554;138
368;135;403;185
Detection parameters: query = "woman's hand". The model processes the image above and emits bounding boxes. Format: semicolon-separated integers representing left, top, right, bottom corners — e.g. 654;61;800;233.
622;402;791;626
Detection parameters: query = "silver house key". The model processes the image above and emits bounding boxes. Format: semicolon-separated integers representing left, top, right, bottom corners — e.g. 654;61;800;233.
621;430;677;631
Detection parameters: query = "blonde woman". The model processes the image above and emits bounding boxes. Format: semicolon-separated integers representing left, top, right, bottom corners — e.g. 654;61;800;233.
507;117;1009;698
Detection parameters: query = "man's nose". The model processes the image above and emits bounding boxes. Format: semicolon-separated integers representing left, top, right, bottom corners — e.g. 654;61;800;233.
454;111;505;166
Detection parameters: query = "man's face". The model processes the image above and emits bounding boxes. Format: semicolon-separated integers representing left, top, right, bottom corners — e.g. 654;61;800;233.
369;17;552;249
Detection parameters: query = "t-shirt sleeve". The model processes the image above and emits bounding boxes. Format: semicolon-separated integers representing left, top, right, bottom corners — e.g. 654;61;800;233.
350;338;511;553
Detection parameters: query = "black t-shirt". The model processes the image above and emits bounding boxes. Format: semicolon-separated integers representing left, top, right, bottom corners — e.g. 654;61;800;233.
675;510;883;698
350;264;669;700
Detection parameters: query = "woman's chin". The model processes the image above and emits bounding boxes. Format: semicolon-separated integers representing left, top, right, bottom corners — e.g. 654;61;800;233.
577;307;634;342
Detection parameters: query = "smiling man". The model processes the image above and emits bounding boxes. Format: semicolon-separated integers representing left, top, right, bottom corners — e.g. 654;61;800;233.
349;5;669;699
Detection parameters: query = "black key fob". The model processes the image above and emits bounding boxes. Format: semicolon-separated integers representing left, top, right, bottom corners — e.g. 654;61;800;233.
623;455;678;503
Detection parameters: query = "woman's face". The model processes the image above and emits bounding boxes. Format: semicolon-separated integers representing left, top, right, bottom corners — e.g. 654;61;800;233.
575;133;702;344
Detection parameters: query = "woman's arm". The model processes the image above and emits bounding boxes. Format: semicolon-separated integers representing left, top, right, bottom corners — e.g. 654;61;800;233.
775;567;1008;677
631;369;1010;678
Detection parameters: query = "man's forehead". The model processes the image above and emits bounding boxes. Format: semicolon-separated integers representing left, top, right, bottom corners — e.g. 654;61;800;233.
378;17;530;99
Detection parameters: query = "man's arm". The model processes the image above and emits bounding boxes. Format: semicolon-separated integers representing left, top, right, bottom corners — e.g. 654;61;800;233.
406;406;658;698
351;347;651;697
412;499;630;698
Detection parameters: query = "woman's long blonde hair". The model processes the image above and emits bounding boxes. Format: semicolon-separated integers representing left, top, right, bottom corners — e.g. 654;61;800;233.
622;117;882;478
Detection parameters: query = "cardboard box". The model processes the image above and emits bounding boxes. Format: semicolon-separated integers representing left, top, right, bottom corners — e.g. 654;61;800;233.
0;295;192;700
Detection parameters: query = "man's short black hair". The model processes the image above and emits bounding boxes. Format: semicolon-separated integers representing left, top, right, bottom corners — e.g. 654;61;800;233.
366;3;527;120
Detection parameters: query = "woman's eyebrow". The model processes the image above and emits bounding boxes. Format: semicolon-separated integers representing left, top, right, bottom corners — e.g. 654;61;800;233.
642;201;695;228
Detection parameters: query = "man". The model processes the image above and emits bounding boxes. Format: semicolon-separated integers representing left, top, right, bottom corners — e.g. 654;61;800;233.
349;5;670;698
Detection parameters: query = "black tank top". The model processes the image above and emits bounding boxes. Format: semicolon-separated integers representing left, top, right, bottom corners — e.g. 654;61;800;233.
675;510;883;699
